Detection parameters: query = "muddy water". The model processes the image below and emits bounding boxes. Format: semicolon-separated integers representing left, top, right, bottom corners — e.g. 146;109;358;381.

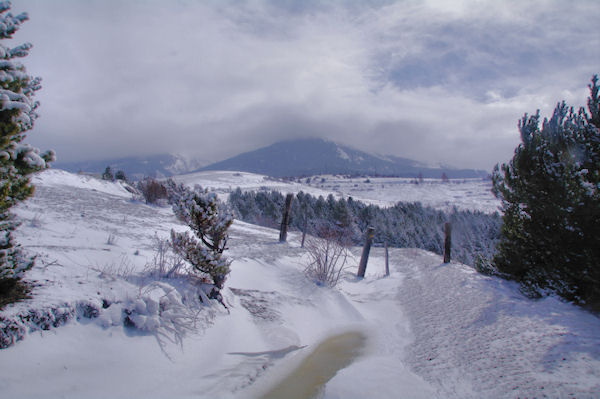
261;331;367;399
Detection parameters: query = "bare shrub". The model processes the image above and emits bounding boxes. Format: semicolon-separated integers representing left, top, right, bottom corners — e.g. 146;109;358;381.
137;178;168;205
92;256;135;280
143;234;188;278
122;281;212;357
304;225;350;287
106;232;117;246
29;213;43;228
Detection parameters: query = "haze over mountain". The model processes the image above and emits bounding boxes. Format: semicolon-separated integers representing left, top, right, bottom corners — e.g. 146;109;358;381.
54;139;488;179
200;138;488;178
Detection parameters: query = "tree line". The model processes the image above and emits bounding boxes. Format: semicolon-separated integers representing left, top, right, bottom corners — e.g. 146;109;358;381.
228;188;502;267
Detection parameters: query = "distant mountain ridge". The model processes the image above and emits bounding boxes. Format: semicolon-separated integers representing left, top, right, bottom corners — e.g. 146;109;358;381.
53;154;207;180
54;138;488;179
200;138;488;178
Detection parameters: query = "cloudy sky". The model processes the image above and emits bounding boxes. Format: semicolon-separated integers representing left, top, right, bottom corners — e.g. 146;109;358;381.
11;0;600;170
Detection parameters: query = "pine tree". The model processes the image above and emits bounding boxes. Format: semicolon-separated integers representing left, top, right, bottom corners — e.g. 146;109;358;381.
0;2;53;293
492;75;600;308
114;170;126;181
102;166;114;181
170;186;233;289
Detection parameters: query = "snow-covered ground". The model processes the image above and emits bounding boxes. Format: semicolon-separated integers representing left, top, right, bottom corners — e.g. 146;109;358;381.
173;171;500;213
1;169;598;398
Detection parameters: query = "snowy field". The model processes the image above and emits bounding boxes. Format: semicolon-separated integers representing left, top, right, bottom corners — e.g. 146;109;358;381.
173;171;500;214
1;169;598;398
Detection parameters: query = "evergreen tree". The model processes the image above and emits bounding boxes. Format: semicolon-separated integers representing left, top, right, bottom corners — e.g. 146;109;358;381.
170;186;233;289
114;170;126;181
492;75;600;308
102;166;114;181
0;2;53;292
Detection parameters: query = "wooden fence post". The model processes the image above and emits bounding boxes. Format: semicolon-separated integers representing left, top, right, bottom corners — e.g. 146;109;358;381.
300;218;307;248
385;241;390;276
443;222;452;263
357;227;375;278
279;193;294;242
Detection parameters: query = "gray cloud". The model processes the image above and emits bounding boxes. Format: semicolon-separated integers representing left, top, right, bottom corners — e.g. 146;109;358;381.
13;0;600;171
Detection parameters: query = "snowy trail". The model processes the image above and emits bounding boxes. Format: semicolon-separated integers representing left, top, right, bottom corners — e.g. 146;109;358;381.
394;249;600;398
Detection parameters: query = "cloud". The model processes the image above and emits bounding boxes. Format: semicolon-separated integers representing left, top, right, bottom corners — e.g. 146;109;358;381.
13;0;600;170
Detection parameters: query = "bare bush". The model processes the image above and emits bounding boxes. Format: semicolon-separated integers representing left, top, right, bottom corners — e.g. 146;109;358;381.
137;178;168;205
29;213;43;228
304;226;350;287
143;234;188;278
106;232;117;246
122;281;212;356
92;256;135;280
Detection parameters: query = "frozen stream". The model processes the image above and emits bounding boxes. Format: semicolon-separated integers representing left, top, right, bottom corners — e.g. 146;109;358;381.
261;331;367;399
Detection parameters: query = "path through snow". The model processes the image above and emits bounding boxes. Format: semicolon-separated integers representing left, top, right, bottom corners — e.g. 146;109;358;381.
395;249;600;398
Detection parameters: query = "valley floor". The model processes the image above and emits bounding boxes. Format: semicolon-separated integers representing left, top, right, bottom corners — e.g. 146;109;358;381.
0;170;598;398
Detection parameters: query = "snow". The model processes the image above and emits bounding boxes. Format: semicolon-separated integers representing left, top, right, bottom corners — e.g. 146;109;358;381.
174;170;500;213
1;169;598;398
31;168;133;198
336;146;351;160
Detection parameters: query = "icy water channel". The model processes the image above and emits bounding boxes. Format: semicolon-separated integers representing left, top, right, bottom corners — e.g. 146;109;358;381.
261;331;367;399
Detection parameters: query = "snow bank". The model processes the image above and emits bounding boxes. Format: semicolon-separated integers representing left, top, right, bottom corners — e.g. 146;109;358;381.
395;249;600;398
33;169;133;198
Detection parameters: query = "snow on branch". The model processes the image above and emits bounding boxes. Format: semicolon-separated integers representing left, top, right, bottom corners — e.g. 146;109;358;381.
0;3;28;40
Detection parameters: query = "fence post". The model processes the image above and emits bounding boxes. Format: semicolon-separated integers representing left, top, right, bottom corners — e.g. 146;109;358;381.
300;218;307;248
385;241;390;276
357;227;375;278
279;193;294;242
443;222;452;263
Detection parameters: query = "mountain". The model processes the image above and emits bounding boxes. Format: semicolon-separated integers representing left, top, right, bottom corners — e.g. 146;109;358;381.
53;139;488;180
53;154;208;180
200;138;488;178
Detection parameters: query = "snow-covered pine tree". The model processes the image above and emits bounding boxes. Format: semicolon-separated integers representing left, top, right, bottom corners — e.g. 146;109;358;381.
492;75;600;308
170;186;233;290
0;2;54;294
102;166;114;181
114;170;127;181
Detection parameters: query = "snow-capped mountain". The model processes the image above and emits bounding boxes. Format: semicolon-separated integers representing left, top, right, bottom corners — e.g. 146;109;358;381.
200;138;488;178
52;139;487;180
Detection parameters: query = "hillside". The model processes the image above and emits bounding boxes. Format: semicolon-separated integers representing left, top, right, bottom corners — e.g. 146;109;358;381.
0;170;598;398
199;138;488;178
171;170;500;213
53;153;208;180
